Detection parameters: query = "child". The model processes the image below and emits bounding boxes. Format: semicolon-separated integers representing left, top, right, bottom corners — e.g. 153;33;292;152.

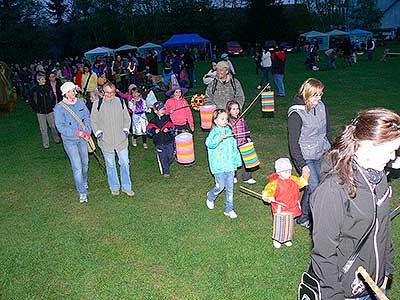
165;86;194;134
146;102;175;177
117;84;148;149
262;158;310;248
205;109;242;219
227;100;256;184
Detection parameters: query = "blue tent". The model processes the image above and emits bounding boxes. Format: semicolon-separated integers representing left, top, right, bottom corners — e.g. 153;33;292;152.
162;33;212;57
115;44;138;52
348;29;373;43
138;42;162;61
84;47;115;63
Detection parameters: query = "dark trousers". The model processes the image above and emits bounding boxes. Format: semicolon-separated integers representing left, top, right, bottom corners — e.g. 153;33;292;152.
156;142;175;175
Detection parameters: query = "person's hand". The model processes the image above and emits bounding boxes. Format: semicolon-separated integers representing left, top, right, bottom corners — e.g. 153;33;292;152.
169;109;174;114
123;130;129;138
97;132;104;141
163;128;169;133
116;88;120;93
155;129;160;134
75;130;85;138
302;165;311;177
247;138;251;142
220;134;227;139
190;127;195;132
83;132;91;142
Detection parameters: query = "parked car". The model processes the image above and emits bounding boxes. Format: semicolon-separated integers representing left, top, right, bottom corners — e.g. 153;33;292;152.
280;42;294;52
226;41;244;56
264;40;276;50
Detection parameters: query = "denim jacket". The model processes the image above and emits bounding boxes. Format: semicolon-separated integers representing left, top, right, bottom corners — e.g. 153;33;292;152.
205;125;242;174
54;99;91;142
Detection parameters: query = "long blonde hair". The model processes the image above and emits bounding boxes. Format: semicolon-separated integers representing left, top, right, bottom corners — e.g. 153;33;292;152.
327;108;400;198
297;78;324;111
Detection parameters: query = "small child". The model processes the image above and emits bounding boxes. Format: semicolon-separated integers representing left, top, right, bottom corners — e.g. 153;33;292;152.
146;102;175;177
165;86;194;134
117;84;148;149
227;100;257;184
262;158;310;248
205;109;242;219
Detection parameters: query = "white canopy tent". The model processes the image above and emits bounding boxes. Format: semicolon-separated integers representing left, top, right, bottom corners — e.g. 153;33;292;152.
115;44;138;52
138;42;162;60
300;31;329;50
84;47;115;63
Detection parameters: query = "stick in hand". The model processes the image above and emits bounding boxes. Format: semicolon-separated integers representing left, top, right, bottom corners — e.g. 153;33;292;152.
240;186;287;207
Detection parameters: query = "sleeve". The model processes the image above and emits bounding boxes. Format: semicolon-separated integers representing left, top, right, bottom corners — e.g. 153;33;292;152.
290;175;309;189
243;119;250;139
82;102;91;133
204;81;215;105
325;104;332;145
164;99;172;115
185;105;194;130
262;180;278;199
146;122;157;136
288;112;306;169
90;100;102;137
122;102;131;132
117;91;130;100
54;105;74;137
310;182;345;300
205;129;222;149
29;88;38;112
384;215;395;278
234;79;245;109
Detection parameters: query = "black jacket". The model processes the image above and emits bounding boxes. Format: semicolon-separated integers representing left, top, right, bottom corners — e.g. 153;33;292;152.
147;115;175;146
310;162;395;299
48;80;63;103
287;95;331;169
29;84;56;114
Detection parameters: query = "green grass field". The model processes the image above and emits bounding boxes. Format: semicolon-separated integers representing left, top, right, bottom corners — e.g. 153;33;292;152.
1;45;400;299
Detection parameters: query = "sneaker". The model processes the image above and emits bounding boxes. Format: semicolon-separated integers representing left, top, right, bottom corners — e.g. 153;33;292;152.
79;194;88;203
298;220;311;229
284;241;292;247
111;190;120;196
122;190;135;197
244;178;256;184
224;210;238;219
132;138;137;147
143;143;148;149
233;177;238;184
257;85;262;90
163;174;170;178
206;199;214;210
273;240;281;249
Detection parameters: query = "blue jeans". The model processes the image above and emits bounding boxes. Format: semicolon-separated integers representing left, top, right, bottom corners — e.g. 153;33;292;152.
367;50;373;61
273;74;285;96
102;147;132;192
259;67;270;86
207;171;234;213
63;138;89;196
346;288;386;300
297;159;321;224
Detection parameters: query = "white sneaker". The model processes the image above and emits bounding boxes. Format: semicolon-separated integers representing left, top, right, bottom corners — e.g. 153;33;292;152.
233;177;238;184
206;199;214;210
79;194;87;203
244;178;256;184
257;85;261;90
224;210;237;219
284;241;292;247
273;240;281;249
132;138;137;147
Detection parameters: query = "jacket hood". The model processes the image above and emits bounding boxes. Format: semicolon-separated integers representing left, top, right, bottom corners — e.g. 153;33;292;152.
269;173;279;181
293;95;306;105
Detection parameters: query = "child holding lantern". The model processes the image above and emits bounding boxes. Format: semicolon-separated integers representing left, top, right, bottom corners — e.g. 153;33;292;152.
227;100;257;184
262;157;310;248
205;109;242;219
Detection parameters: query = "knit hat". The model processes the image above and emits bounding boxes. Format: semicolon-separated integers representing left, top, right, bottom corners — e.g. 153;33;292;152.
274;158;292;173
60;81;77;95
128;84;137;91
153;101;165;111
216;61;229;70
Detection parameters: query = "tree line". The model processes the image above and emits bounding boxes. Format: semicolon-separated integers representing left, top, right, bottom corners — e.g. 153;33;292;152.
0;0;382;63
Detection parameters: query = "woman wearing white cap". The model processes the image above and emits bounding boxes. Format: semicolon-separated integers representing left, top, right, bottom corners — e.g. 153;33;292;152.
54;81;92;203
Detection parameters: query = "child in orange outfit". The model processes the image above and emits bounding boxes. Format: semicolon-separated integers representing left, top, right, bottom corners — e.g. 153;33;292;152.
262;157;310;248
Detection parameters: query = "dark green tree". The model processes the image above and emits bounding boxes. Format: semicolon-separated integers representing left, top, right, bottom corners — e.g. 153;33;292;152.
47;0;68;26
347;0;383;30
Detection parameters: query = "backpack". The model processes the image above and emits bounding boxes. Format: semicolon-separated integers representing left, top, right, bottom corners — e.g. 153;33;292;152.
211;76;237;96
97;97;125;111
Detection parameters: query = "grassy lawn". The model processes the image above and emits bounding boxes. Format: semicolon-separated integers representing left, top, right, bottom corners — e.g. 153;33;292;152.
1;44;400;299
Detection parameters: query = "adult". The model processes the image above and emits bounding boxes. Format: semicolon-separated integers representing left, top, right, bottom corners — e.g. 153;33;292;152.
342;38;353;67
202;61;217;85
54;82;91;203
271;46;286;97
288;78;330;228
81;63;98;106
366;37;376;62
29;72;61;149
48;71;63;103
183;51;195;88
257;47;272;89
310;108;399;300
204;61;245;109
91;82;135;197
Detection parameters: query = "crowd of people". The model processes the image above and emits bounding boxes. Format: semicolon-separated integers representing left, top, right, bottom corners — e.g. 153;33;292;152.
11;40;399;300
